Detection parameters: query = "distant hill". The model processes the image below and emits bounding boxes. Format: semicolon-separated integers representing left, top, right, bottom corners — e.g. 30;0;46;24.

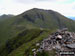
0;8;75;56
0;14;14;21
67;16;75;20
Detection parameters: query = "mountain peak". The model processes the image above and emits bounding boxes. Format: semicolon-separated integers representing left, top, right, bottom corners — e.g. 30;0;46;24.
32;8;39;10
30;8;46;11
22;8;56;16
31;8;52;11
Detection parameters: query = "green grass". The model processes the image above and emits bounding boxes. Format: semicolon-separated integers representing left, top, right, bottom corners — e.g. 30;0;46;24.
0;28;56;56
0;29;56;56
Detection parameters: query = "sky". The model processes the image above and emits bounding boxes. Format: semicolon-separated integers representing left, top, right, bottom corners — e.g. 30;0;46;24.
0;0;75;17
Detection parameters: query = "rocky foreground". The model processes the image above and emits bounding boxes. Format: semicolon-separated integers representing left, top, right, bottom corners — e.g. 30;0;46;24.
32;28;75;56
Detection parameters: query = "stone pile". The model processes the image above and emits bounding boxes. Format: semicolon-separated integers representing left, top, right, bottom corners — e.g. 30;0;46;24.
39;28;75;51
32;28;75;56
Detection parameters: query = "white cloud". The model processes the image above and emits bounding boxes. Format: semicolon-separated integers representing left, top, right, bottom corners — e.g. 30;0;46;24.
0;0;75;16
34;0;75;16
14;0;36;4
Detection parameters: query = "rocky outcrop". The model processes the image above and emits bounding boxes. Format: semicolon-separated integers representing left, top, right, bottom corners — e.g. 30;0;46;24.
34;28;75;56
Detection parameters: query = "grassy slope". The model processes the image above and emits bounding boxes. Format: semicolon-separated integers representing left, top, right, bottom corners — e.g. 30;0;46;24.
0;29;56;56
0;15;37;45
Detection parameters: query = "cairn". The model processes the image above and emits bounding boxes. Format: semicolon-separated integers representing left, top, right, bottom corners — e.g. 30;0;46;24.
39;28;75;52
32;28;75;56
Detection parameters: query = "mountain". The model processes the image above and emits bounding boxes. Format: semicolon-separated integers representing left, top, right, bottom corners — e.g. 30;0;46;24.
12;8;75;30
0;8;75;56
0;8;75;44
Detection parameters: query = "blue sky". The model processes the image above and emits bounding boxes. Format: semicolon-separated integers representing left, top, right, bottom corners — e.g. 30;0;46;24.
0;0;75;17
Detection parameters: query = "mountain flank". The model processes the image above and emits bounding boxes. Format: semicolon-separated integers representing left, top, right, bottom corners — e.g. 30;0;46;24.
0;8;75;44
0;8;75;56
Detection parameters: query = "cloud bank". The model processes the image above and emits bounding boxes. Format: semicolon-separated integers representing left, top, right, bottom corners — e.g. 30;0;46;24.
0;0;75;16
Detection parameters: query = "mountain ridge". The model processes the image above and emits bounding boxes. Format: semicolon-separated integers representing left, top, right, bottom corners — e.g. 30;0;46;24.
0;8;75;56
0;8;75;44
